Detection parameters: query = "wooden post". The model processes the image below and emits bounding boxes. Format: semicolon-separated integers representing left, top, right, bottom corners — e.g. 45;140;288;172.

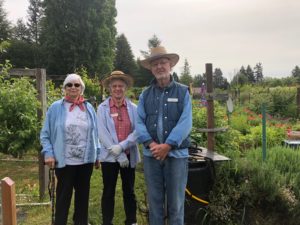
262;103;267;161
297;87;300;118
35;68;49;199
1;177;17;225
206;63;215;151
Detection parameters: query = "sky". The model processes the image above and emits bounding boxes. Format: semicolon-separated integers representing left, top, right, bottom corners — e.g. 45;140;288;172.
3;0;300;81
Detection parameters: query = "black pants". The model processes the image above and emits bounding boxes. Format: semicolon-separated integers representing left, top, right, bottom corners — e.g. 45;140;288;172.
101;161;137;225
54;163;94;225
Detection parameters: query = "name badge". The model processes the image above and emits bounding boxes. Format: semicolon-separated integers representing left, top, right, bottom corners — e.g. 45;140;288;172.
167;98;178;102
111;113;118;117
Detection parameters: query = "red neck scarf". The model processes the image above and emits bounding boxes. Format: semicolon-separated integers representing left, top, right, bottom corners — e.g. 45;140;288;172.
64;95;86;112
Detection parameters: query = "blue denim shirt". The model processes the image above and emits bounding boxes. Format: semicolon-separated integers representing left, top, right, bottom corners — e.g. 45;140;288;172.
40;99;101;168
137;79;192;158
96;97;141;168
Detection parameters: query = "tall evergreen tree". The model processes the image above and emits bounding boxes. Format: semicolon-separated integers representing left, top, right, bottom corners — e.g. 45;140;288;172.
246;65;255;83
231;72;248;86
239;66;246;76
254;62;263;83
27;0;44;44
136;35;162;86
41;0;116;75
193;74;206;87
98;0;117;77
0;0;11;41
6;19;42;68
11;19;31;42
292;65;300;79
180;58;193;85
148;34;161;48
3;39;36;68
140;34;161;58
213;68;228;89
136;58;153;86
114;33;137;79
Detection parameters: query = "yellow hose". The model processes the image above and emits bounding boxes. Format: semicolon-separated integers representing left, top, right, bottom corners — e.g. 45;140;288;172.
185;188;209;205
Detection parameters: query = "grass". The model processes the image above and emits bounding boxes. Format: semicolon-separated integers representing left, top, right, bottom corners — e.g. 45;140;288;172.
0;152;148;225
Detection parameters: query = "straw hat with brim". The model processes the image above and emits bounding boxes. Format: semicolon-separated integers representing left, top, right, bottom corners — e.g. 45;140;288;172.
102;70;134;89
140;46;179;70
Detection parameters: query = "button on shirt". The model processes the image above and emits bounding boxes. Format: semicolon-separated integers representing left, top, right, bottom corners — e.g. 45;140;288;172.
109;99;131;153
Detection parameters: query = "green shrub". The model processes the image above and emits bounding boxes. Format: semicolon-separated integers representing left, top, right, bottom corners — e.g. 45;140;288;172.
249;125;286;148
205;146;300;225
0;67;40;157
230;113;250;135
246;86;297;119
76;67;101;102
46;80;62;106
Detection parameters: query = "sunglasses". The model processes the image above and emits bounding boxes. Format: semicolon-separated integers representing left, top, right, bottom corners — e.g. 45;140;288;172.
65;83;81;88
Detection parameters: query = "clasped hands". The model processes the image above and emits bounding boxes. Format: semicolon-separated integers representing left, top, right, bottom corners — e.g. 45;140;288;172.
149;142;171;161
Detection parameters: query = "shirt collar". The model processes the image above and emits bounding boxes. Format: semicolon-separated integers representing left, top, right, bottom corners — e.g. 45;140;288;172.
109;98;127;108
151;74;175;90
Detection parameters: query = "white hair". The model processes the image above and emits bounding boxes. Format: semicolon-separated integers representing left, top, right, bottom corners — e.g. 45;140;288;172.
62;73;85;95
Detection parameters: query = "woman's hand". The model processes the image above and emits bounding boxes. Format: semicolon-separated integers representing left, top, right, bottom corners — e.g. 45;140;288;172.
44;157;56;168
95;160;100;169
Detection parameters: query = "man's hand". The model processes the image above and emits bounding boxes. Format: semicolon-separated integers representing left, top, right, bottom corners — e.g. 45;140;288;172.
44;157;55;168
109;145;122;156
150;144;171;161
149;141;158;149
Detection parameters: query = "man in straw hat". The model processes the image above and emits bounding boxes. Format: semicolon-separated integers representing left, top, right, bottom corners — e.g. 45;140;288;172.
97;70;140;225
136;46;192;225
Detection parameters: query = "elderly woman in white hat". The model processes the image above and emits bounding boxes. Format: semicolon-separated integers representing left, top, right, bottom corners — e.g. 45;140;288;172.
97;70;140;225
40;73;100;225
136;46;192;225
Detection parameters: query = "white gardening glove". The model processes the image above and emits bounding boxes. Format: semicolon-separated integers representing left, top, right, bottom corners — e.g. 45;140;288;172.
118;157;129;168
109;144;122;156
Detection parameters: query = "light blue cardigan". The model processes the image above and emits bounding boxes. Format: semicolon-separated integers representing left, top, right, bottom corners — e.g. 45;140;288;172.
96;97;141;168
40;99;101;168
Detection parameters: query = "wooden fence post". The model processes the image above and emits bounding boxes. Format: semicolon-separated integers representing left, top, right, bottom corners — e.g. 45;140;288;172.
1;177;17;225
206;63;215;151
35;68;49;199
297;87;300;118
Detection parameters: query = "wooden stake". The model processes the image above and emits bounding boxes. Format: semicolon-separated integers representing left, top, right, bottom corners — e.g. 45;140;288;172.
1;177;17;225
206;63;215;151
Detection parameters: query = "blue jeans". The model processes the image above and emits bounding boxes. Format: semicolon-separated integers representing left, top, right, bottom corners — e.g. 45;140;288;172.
143;156;188;225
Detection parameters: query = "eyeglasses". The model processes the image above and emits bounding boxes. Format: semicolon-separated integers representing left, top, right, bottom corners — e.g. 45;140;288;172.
65;83;81;88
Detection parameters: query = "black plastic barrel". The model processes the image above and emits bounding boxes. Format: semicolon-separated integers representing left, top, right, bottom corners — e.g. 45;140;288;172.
184;158;215;225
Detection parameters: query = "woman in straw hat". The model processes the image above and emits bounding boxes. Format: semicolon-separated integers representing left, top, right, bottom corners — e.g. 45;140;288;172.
136;46;192;225
97;70;140;225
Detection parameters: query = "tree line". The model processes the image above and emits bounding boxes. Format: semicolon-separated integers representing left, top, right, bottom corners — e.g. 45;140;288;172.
0;0;299;88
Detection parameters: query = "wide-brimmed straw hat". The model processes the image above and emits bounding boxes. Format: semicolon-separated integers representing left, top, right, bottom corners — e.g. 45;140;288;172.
102;70;134;89
140;46;179;70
